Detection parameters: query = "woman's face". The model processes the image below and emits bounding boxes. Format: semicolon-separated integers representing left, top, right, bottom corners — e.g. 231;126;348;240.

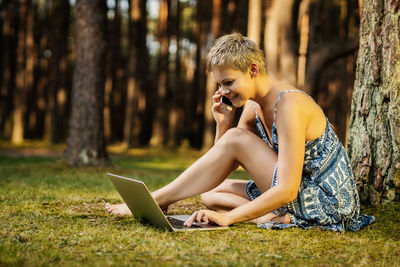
210;66;253;108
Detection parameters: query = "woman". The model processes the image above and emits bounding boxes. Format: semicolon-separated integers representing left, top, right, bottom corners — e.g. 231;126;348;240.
106;33;374;232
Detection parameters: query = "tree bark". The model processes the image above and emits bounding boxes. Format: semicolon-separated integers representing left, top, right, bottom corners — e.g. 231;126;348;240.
202;0;222;149
123;0;147;148
247;0;262;46
347;0;400;204
44;0;70;143
104;0;121;143
137;0;150;146
64;0;109;166
0;0;17;139
297;0;311;88
12;0;29;144
264;0;297;85
150;0;170;147
188;0;209;148
24;2;37;138
168;0;182;147
124;0;138;147
304;38;359;94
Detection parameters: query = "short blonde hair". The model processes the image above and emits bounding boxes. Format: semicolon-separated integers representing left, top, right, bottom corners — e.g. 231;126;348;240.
206;33;266;74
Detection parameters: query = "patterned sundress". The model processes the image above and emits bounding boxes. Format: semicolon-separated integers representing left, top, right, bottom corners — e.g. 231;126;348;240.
245;90;375;232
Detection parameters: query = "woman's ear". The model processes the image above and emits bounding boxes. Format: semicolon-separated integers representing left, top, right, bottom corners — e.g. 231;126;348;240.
249;63;259;79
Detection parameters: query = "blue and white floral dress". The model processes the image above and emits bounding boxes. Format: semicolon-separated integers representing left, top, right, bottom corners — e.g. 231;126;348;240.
245;90;375;232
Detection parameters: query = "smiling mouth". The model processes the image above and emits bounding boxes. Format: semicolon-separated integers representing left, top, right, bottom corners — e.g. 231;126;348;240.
230;94;238;102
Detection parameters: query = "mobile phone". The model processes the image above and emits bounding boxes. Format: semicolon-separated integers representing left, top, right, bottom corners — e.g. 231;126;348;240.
220;96;233;106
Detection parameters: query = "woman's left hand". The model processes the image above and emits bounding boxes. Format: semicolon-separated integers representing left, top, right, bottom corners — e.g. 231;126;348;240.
184;209;231;227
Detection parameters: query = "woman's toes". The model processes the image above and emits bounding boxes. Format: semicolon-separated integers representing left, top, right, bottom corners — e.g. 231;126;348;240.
271;213;291;224
105;203;132;216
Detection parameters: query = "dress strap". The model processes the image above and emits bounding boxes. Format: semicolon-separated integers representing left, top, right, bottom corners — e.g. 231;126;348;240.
254;104;259;116
254;104;272;147
273;90;310;123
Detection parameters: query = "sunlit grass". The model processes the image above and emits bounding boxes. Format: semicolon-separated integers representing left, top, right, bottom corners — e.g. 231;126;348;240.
0;151;399;266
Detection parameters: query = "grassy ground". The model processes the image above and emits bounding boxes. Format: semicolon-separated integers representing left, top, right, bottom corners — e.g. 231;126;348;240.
0;148;399;266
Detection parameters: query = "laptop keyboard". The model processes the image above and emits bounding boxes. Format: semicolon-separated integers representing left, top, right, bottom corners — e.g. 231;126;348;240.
167;216;201;229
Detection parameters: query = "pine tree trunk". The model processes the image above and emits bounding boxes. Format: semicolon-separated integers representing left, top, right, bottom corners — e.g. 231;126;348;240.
12;0;29;144
264;0;297;85
44;0;70;143
247;0;262;46
0;0;17;139
347;0;400;204
202;0;221;149
168;0;181;147
24;2;37;138
124;0;147;148
150;0;170;147
64;0;109;166
104;0;120;143
188;0;208;148
137;0;150;146
124;0;138;147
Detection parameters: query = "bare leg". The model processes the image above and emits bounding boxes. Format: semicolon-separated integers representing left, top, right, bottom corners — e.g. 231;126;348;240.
200;179;251;212
152;128;277;207
200;179;291;224
107;128;278;217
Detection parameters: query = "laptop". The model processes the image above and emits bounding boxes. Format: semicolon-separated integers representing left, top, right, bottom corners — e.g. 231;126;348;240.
107;173;229;232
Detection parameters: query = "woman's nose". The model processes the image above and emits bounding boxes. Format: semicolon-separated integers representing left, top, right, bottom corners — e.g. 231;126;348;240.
220;87;230;95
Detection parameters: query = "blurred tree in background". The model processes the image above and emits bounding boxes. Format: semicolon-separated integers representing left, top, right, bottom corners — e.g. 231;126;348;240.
0;0;360;156
64;0;109;166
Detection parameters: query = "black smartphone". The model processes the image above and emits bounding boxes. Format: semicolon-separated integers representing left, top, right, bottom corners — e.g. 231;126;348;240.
220;96;233;107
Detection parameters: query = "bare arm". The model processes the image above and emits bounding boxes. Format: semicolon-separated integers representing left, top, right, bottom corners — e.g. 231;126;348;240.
214;100;258;173
225;99;306;224
237;100;258;135
184;97;307;227
212;90;235;143
214;94;258;144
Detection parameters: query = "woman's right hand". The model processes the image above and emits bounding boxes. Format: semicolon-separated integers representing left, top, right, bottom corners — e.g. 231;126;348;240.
212;90;235;128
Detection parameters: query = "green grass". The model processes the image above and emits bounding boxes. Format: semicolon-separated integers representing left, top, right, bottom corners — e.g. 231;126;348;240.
0;150;399;266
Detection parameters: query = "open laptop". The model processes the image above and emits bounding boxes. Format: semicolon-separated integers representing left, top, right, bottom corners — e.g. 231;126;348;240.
107;173;229;232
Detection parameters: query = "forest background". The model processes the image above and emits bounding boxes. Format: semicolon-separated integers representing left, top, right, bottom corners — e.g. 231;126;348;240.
0;0;360;150
3;0;400;204
1;2;400;265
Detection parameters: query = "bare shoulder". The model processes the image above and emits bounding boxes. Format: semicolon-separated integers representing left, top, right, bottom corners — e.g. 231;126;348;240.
276;91;326;141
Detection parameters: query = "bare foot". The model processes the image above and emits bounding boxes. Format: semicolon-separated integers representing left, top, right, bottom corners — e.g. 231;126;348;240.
105;203;132;216
271;213;291;224
250;212;291;224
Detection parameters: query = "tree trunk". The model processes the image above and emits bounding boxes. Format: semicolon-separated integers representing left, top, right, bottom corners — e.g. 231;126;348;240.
347;0;400;204
24;3;37;139
296;0;311;88
150;0;170;147
64;0;109;166
104;0;121;143
45;0;70;143
168;0;181;147
124;0;138;147
124;0;147;148
264;0;297;85
202;0;222;149
12;0;29;144
247;0;262;46
188;0;209;148
0;0;17;140
137;0;150;146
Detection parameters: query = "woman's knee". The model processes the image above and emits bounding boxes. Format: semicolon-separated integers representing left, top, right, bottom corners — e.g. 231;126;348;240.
217;127;252;149
200;191;215;209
